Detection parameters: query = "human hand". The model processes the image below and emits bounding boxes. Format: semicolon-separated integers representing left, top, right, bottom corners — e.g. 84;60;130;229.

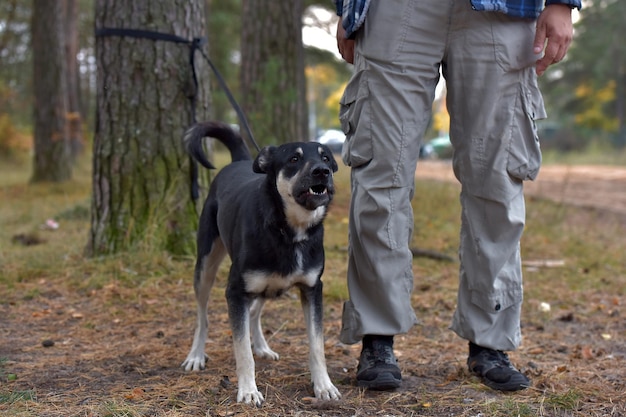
534;4;574;76
336;17;355;64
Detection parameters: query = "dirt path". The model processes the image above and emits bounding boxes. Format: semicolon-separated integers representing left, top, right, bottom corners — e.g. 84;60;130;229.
416;160;626;216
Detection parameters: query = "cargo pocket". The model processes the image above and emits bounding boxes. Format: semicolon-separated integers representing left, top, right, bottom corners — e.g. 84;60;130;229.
492;15;538;72
470;286;523;315
339;71;373;168
506;75;546;181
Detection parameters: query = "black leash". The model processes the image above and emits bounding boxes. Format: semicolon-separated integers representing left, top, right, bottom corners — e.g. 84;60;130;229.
95;27;260;200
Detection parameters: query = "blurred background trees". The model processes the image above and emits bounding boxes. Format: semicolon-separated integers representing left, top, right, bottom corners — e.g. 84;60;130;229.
539;0;626;151
30;0;84;182
0;0;624;254
1;1;353;168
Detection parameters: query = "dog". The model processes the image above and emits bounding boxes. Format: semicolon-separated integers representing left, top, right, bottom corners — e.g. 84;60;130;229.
181;121;341;406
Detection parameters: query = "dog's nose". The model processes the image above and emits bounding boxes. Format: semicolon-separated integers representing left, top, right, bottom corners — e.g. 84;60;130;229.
312;165;331;179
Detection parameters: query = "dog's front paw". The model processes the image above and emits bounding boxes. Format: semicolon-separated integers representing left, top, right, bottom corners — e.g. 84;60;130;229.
313;378;341;401
237;388;265;407
253;345;279;361
181;352;208;371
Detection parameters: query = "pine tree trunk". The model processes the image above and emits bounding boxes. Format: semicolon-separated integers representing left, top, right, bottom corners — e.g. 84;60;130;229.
64;0;84;159
89;0;211;256
31;0;72;182
240;0;308;146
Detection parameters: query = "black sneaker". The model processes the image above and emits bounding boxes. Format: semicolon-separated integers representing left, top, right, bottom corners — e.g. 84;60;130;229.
467;342;531;391
356;335;401;390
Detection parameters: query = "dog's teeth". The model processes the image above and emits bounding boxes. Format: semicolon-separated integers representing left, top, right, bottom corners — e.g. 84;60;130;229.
309;187;327;195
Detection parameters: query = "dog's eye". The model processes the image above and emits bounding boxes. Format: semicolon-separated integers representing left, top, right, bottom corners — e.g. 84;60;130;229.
322;155;330;163
290;155;300;163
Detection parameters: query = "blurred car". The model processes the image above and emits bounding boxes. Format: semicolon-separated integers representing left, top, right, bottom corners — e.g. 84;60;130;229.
426;135;452;159
313;130;452;159
314;129;345;153
419;142;435;159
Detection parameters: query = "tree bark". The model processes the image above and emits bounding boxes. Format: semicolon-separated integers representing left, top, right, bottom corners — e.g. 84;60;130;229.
31;0;72;182
64;0;84;159
89;0;211;256
240;0;308;146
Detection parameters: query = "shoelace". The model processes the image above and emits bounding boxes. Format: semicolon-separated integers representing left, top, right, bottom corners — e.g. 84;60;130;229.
365;343;396;365
475;349;514;371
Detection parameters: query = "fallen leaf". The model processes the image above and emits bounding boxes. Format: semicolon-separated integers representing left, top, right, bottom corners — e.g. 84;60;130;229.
124;387;145;400
32;309;51;318
581;346;594;360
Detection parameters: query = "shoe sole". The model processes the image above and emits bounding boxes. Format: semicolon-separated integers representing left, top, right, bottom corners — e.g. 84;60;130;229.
480;377;531;392
470;370;531;392
357;372;401;391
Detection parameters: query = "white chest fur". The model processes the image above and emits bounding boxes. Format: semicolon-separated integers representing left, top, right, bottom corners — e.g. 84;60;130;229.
243;249;321;297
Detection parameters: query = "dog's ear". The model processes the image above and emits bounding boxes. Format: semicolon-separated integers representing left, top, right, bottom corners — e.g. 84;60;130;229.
328;153;339;173
252;146;276;173
321;145;339;173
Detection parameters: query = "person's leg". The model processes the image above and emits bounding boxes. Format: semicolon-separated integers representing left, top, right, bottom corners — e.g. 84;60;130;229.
444;0;545;391
338;0;451;388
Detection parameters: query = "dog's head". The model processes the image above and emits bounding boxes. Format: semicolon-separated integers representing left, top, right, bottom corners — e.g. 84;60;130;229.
253;142;338;232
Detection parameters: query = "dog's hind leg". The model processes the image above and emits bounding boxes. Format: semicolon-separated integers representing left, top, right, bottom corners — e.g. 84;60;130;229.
182;238;227;371
300;283;341;401
250;297;279;360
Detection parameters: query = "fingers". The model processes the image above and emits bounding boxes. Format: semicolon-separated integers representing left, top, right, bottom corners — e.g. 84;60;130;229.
336;17;355;64
534;4;574;76
536;39;568;76
339;39;355;64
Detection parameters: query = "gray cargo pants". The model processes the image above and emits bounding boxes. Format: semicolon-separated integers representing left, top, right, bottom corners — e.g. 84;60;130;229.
338;0;546;351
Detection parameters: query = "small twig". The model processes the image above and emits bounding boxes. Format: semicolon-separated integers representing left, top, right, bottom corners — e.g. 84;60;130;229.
410;247;456;262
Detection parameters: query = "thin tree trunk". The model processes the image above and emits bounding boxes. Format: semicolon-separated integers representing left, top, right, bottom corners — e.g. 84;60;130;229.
31;0;72;182
240;0;308;146
89;0;211;256
64;0;84;159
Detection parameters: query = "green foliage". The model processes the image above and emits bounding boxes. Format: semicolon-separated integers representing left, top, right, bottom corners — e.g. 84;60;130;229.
0;2;33;128
540;0;626;146
0;390;36;404
306;59;351;133
97;401;142;417
0;113;31;161
0;358;34;405
486;399;535;417
56;203;91;221
207;0;242;124
573;80;619;131
544;389;582;412
249;56;300;146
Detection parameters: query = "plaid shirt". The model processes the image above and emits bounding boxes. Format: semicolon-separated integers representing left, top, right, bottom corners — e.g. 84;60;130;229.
335;0;582;38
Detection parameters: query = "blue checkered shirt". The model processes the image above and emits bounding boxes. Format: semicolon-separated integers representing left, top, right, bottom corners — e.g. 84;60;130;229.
334;0;581;38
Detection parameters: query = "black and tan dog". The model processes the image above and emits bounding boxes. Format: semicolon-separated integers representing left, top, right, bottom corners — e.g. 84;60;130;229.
181;122;341;406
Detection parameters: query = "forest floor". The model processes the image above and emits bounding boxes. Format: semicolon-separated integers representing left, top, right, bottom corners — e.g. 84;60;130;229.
1;159;625;416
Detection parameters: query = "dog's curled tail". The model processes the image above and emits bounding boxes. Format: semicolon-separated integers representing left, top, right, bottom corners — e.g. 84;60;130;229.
184;121;252;169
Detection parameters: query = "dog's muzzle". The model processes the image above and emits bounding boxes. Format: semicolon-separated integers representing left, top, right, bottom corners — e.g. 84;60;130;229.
296;164;335;211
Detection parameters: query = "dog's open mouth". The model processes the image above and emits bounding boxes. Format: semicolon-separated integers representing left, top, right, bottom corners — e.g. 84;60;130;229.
297;183;333;210
308;184;328;195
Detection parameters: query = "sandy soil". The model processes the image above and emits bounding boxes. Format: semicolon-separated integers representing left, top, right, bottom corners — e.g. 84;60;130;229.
416;160;626;216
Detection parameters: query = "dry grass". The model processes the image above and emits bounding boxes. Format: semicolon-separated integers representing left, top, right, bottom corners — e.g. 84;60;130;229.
1;152;625;416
